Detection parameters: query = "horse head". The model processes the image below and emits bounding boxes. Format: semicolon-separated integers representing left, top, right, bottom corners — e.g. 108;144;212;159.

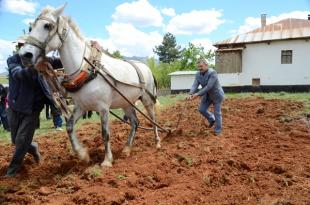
19;4;68;66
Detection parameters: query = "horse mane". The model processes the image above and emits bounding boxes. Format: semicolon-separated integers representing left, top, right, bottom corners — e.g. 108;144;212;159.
40;6;54;15
67;17;84;41
39;6;85;41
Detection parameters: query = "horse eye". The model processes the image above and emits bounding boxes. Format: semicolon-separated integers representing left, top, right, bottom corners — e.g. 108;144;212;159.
44;23;53;30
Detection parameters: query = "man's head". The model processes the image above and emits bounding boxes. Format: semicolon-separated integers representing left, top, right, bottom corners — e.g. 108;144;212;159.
14;35;27;52
197;58;208;73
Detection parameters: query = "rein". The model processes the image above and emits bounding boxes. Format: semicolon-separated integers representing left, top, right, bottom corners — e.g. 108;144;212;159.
35;58;71;119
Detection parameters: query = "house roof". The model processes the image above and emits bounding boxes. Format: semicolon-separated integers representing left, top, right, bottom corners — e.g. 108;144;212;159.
168;71;197;76
214;18;310;47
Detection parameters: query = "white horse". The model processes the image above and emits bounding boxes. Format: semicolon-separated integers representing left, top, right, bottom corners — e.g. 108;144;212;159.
19;4;161;167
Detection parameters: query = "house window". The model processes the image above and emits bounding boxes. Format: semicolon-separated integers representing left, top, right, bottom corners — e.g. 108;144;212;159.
215;51;242;73
281;50;292;64
252;78;260;86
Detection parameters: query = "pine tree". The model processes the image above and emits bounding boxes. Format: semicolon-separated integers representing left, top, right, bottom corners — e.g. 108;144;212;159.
153;33;181;63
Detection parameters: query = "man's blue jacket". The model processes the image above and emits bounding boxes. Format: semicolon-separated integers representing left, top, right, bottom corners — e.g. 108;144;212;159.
189;68;224;103
7;54;53;115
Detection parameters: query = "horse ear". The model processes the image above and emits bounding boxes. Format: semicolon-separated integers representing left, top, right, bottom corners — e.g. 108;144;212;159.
52;3;67;17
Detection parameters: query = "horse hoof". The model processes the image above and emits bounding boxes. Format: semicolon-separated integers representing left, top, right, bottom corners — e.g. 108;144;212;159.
122;146;131;157
101;161;112;167
156;143;161;149
78;148;90;163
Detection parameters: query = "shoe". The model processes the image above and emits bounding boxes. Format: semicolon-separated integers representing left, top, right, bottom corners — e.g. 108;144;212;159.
209;120;215;128
5;172;16;178
56;127;63;131
214;132;221;136
5;165;19;177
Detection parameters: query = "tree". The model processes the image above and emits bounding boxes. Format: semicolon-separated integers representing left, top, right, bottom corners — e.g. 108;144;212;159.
153;33;181;63
112;50;123;59
180;43;215;70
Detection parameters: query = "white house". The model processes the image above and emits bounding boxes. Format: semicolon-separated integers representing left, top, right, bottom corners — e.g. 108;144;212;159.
169;15;310;93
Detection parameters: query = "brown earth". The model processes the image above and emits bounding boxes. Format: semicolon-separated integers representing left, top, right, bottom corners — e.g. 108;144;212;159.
0;97;310;205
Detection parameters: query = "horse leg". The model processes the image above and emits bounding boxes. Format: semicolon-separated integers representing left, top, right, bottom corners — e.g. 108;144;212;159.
141;96;161;149
66;106;89;162
122;106;139;156
100;109;113;167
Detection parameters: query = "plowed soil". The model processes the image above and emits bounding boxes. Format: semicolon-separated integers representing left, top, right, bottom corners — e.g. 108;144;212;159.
0;97;310;205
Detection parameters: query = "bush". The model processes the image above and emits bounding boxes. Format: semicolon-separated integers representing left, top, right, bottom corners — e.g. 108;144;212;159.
147;58;181;89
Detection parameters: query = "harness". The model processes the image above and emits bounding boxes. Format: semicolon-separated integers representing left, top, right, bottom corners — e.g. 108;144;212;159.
28;13;156;100
60;41;100;92
125;60;145;89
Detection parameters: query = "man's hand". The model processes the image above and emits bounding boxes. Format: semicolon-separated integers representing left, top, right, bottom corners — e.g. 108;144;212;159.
35;58;49;73
186;94;193;100
186;93;199;100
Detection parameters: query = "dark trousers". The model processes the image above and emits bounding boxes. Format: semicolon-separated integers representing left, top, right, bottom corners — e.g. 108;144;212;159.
0;104;10;131
6;108;40;176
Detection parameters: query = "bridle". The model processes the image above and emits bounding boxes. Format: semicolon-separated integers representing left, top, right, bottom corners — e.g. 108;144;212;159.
25;14;88;78
26;15;70;55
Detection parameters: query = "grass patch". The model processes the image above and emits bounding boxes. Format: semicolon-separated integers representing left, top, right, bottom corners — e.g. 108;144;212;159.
157;93;187;106
0;75;8;85
89;165;102;178
0;127;10;144
116;174;127;180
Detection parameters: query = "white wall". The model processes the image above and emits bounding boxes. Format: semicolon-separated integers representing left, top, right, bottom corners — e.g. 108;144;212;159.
218;73;242;86
241;39;310;85
170;75;196;90
171;73;243;89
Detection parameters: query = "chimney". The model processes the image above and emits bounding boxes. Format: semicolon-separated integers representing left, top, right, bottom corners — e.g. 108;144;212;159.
261;14;267;27
308;14;310;20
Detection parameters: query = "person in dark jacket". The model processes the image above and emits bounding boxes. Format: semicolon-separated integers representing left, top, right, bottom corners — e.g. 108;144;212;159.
5;41;54;177
0;84;10;131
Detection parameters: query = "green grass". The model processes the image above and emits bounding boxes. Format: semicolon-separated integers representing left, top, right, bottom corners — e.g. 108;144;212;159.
0;92;309;144
0;75;8;84
158;93;187;106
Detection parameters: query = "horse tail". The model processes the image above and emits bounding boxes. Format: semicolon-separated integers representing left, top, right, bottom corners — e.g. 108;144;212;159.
151;74;162;116
152;74;158;100
155;99;161;116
